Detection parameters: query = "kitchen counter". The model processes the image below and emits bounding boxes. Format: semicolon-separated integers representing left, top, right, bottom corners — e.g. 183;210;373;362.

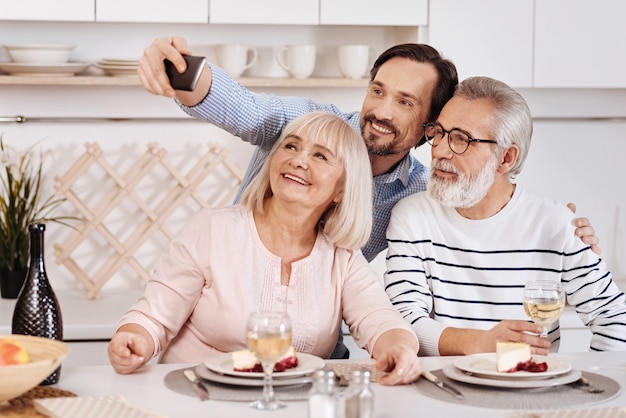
0;288;142;341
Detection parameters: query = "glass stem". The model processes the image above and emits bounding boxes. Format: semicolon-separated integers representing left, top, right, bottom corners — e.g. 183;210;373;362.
541;326;548;339
262;363;275;403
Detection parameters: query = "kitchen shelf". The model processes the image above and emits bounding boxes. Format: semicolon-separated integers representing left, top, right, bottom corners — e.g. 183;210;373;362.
0;75;369;88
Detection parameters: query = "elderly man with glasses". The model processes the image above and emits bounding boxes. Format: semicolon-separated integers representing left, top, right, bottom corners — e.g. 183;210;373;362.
384;76;626;357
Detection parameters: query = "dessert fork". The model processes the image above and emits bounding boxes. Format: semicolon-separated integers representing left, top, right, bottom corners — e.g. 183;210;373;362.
573;376;604;393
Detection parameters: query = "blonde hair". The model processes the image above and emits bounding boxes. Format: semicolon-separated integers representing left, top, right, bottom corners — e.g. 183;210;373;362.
240;112;373;250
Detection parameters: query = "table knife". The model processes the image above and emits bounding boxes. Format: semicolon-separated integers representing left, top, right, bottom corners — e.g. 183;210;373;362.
421;370;464;400
184;369;210;401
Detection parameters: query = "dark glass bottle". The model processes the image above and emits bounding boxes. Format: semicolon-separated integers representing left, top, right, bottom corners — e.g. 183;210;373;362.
12;223;64;385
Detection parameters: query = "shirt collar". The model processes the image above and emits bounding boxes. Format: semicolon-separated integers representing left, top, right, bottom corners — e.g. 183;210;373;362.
373;153;413;186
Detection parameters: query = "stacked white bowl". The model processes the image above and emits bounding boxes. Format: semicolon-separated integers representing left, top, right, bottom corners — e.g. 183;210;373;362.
3;43;76;64
0;44;95;76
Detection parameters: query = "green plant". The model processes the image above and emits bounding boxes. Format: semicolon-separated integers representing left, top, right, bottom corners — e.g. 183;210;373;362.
0;138;73;271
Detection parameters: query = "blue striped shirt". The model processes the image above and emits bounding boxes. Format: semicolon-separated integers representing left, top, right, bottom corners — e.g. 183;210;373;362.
180;64;429;261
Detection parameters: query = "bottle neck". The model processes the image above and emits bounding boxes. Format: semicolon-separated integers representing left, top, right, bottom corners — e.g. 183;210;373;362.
29;227;45;267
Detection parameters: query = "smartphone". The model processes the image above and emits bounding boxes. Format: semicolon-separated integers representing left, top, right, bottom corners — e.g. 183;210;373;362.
164;55;206;92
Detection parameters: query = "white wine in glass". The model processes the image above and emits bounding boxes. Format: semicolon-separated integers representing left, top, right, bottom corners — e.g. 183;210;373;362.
523;280;565;338
246;311;292;410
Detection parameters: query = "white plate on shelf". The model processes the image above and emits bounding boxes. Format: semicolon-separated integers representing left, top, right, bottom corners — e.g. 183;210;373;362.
443;363;582;389
204;352;324;379
195;364;313;387
454;353;572;380
98;58;140;66
94;63;138;77
0;62;92;76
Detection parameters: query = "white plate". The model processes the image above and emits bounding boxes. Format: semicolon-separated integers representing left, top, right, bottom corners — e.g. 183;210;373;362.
204;352;325;379
0;62;91;76
443;363;582;389
94;63;138;77
195;364;313;387
454;353;571;380
98;58;140;65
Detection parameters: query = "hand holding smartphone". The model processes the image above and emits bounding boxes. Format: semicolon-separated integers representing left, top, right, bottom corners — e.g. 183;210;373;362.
164;55;206;92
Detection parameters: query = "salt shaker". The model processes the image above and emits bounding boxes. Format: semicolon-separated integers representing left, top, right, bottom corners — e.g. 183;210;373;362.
344;369;374;418
308;369;337;418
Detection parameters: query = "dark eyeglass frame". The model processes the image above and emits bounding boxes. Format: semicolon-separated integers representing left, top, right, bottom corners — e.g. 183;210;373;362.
422;122;497;155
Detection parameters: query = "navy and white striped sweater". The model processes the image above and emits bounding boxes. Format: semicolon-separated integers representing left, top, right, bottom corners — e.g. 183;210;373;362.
384;185;626;356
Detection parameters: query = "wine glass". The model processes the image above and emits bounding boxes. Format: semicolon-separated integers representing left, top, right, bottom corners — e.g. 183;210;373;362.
523;280;565;338
246;311;292;410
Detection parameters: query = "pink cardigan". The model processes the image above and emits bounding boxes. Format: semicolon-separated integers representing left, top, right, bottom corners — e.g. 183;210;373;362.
117;204;415;364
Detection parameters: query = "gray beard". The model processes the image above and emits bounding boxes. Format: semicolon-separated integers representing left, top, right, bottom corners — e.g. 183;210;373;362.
427;154;499;208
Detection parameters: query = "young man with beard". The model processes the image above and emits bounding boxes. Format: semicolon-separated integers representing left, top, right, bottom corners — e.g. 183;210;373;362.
138;38;600;358
384;76;626;357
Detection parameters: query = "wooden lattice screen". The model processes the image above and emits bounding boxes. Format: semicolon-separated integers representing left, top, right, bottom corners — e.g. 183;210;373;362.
53;142;243;299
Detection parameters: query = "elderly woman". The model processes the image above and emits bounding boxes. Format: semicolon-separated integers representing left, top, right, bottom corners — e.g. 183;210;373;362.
108;112;421;385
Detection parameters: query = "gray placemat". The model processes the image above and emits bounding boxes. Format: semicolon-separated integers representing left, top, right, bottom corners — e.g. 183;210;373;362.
411;369;621;410
164;367;312;402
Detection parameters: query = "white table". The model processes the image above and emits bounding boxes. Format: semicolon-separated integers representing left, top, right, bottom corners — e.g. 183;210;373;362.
51;351;625;418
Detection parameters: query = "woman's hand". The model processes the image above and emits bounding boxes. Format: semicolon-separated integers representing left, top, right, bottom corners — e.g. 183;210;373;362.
108;324;154;374
371;330;421;385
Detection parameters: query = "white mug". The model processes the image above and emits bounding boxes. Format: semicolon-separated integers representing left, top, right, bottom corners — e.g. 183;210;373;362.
215;44;258;78
337;44;372;79
244;46;289;78
275;44;316;79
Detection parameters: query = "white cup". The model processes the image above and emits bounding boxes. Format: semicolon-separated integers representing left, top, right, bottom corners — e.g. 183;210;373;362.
215;44;258;78
244;46;289;78
275;44;316;79
337;44;372;79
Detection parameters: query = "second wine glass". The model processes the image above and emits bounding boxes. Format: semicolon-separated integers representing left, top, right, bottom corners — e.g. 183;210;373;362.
523;280;565;338
246;311;292;410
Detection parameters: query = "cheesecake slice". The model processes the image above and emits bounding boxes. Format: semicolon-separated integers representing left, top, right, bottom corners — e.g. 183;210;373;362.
232;348;263;372
496;342;532;372
232;346;298;373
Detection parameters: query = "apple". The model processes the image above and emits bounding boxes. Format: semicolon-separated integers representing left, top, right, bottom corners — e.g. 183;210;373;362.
0;338;31;365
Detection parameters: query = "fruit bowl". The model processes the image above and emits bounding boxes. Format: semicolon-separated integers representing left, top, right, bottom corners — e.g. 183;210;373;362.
3;43;76;64
0;334;70;403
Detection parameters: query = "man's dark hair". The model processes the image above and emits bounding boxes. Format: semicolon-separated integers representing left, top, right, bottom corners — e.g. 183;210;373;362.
370;43;458;123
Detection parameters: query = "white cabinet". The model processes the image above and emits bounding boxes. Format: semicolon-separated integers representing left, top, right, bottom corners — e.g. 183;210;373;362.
320;0;428;26
0;0;94;21
96;0;208;23
427;0;534;88
428;0;626;88
534;0;626;88
209;0;318;25
209;0;426;26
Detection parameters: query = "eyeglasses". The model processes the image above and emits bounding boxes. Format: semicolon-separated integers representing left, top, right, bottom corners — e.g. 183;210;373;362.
423;122;497;155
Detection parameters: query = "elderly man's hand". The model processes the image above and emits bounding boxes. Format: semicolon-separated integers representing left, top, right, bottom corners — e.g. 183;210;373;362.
568;203;601;254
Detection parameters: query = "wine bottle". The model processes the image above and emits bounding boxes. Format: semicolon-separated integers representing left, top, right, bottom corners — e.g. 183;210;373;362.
12;223;64;385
